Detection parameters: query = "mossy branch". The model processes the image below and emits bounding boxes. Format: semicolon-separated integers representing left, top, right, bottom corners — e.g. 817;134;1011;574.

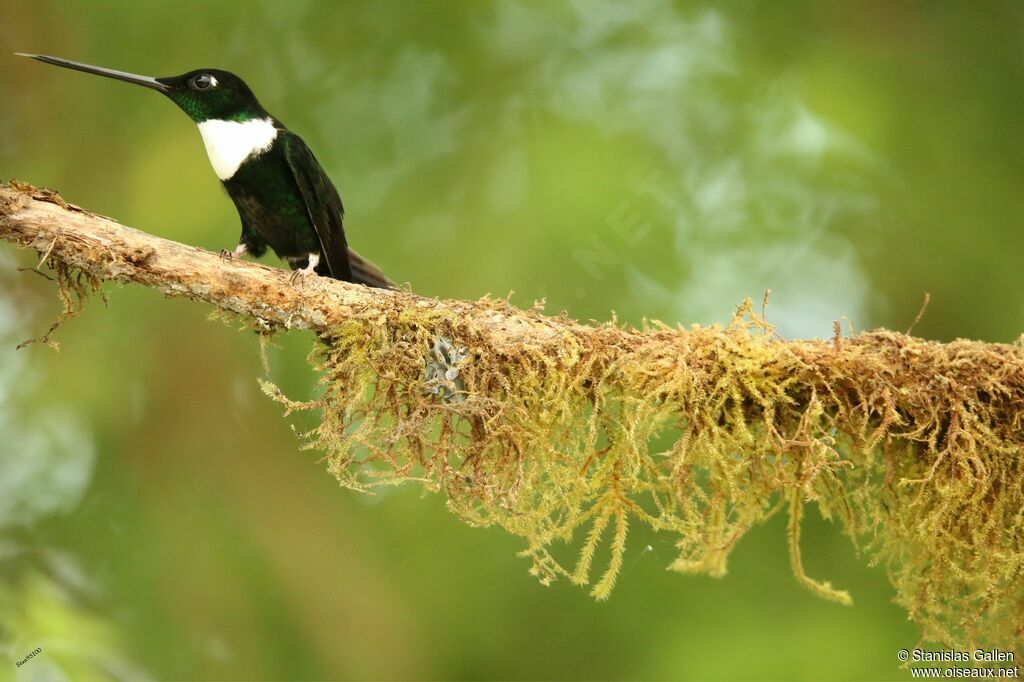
2;181;1023;651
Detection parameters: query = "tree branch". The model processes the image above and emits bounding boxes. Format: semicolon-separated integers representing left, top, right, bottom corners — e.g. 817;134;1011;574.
0;181;563;346
2;180;1023;650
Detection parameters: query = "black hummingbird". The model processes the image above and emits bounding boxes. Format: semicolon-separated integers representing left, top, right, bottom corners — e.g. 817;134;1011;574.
17;53;394;288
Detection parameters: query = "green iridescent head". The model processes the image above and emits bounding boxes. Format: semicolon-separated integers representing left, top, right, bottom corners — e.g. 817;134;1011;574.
157;69;268;122
16;54;270;123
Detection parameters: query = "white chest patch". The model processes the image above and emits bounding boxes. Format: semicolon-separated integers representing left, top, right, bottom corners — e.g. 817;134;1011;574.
197;117;278;181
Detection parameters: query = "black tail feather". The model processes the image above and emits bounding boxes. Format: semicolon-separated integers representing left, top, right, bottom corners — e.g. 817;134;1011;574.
347;247;397;289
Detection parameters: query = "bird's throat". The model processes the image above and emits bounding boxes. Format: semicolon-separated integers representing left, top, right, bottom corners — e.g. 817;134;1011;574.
197;117;277;181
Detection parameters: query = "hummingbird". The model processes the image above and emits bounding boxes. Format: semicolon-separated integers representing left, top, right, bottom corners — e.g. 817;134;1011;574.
16;53;394;288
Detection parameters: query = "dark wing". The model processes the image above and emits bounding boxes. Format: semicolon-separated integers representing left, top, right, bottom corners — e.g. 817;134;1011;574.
279;130;353;281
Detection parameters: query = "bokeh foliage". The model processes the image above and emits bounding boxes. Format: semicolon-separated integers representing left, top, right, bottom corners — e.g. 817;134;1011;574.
1;1;1022;680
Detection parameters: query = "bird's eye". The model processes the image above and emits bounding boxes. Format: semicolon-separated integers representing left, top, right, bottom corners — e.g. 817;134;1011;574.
191;74;217;90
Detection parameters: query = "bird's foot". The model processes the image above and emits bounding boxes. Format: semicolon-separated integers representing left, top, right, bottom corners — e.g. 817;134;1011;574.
220;243;249;261
222;246;248;260
289;253;321;287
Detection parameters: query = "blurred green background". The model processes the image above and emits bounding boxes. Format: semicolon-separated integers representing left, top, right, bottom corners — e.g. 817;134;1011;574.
1;1;1022;680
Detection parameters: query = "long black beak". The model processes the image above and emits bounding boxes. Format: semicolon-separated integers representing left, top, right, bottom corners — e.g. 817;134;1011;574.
15;53;170;93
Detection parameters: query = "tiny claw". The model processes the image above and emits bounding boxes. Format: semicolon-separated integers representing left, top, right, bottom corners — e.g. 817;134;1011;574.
289;268;315;287
221;244;248;261
288;253;320;287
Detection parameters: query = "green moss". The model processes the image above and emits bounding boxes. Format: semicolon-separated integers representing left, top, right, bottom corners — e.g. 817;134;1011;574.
261;296;1024;651
33;240;1020;650
18;260;101;351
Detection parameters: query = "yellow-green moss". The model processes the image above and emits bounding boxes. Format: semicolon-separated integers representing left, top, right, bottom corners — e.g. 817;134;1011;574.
261;297;1024;651
30;243;1021;650
13;178;1021;650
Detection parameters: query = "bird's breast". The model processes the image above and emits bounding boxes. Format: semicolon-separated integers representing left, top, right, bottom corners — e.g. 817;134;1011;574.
197;117;278;181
